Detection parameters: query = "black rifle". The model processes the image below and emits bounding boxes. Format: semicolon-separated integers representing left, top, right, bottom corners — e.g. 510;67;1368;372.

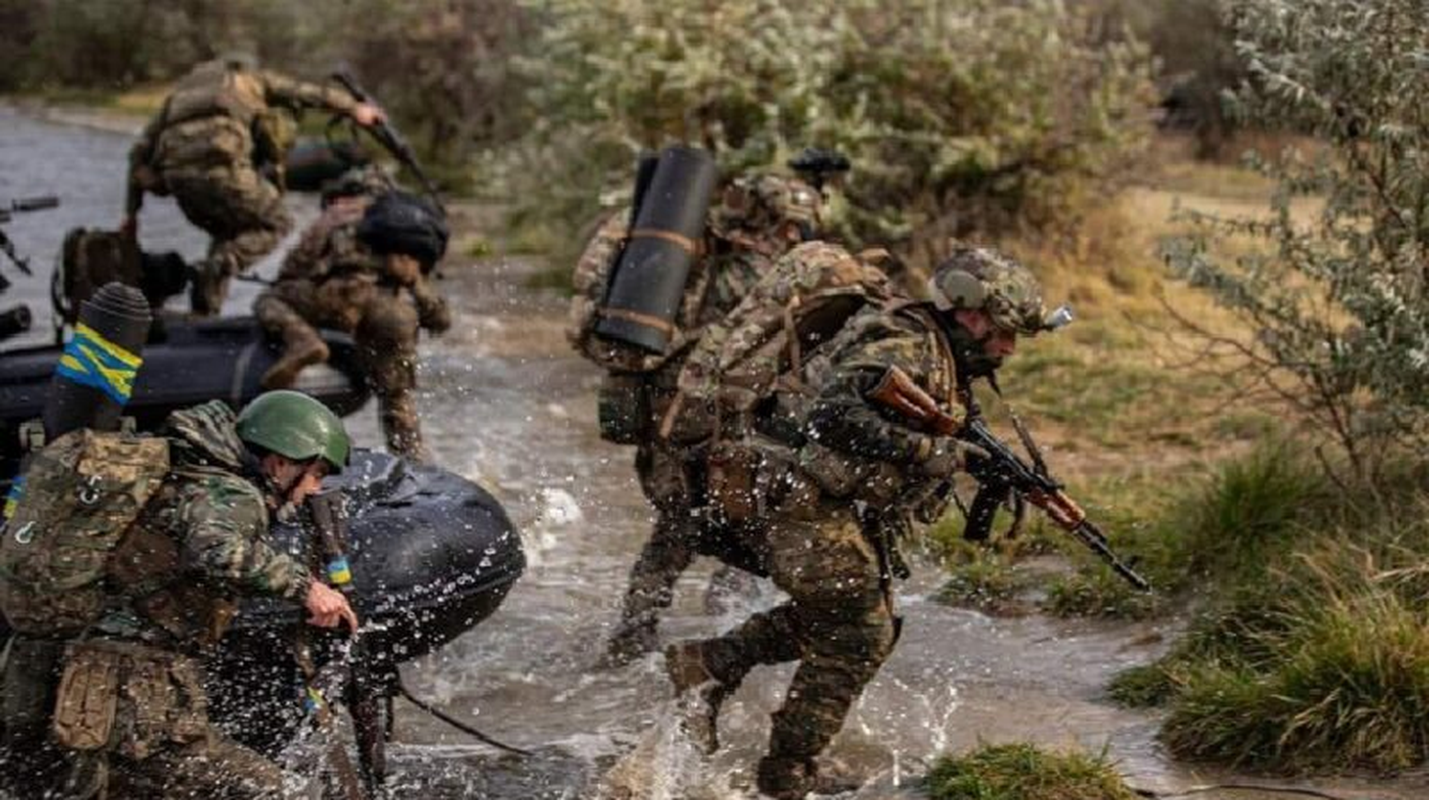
869;366;1151;592
0;196;60;288
299;488;385;798
330;70;445;213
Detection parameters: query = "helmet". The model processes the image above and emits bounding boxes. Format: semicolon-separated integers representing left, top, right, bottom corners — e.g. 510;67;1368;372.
357;191;449;267
236;390;351;472
928;244;1064;335
712;174;822;237
319;163;391;208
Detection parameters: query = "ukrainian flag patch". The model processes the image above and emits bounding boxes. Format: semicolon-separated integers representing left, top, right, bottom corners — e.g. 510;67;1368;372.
55;323;142;405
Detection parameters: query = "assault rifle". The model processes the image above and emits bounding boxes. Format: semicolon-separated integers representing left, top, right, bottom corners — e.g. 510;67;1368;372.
0;196;60;284
297;488;385;799
330;70;445;213
869;366;1151;592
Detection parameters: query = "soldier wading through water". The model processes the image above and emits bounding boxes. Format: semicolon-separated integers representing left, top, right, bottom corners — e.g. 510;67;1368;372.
0;392;356;798
664;244;1070;798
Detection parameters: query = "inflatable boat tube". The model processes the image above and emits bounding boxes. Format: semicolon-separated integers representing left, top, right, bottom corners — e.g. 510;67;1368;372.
0;316;371;474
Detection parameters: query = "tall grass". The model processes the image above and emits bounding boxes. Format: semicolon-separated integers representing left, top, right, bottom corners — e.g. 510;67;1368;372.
926;742;1139;800
1107;444;1429;773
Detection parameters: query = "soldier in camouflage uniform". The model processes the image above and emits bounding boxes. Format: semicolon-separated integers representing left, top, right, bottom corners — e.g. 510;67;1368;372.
254;186;450;461
122;56;386;316
664;244;1062;798
572;174;824;666
0;391;356;799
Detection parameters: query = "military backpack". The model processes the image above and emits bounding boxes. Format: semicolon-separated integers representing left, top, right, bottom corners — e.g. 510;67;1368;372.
0;429;170;636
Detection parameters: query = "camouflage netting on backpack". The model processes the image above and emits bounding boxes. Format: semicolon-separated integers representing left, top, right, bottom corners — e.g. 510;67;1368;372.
568;209;712;373
0;430;170;636
675;241;897;418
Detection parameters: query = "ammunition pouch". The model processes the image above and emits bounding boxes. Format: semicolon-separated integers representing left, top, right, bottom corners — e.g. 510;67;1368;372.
53;643;208;761
251;109;298;188
705;437;797;525
597;372;648;445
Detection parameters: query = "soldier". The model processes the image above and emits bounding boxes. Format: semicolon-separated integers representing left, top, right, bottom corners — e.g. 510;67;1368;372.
0;391;357;798
122;55;386;315
254;188;450;461
663;245;1064;798
574;174;824;666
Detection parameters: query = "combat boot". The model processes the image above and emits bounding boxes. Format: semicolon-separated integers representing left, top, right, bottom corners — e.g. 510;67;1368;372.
261;329;330;389
756;756;865;799
663;641;733;755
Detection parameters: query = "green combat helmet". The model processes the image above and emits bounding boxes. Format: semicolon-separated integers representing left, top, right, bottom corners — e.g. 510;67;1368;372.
928;244;1073;335
236;390;351;472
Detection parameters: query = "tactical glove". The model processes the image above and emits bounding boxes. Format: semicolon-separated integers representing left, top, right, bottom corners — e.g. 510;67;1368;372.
915;438;990;478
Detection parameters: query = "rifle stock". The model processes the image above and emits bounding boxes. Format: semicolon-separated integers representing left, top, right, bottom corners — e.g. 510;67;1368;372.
868;366;1151;591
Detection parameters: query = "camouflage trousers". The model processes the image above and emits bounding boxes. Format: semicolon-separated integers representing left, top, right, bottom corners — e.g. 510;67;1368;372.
692;496;896;765
254;275;426;459
607;439;762;663
49;641;285;799
164;162;293;316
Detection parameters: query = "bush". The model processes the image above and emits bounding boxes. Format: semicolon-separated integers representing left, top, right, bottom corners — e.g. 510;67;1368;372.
926;742;1139;800
1163;0;1429;478
512;0;1155;265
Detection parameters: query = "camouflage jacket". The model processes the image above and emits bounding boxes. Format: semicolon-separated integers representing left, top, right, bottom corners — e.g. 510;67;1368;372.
798;302;972;512
568;208;789;374
128;60;360;213
275;196;450;332
97;401;310;650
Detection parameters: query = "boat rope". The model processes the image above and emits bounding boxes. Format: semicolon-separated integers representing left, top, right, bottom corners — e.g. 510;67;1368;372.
396;678;535;757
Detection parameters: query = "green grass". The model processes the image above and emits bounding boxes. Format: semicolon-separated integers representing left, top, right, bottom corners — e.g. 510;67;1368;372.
926;742;1139;800
936;549;1032;613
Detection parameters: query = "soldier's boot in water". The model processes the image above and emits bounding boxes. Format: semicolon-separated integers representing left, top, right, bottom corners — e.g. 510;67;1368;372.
600;619;659;669
663;642;734;755
756;757;865;799
261;326;330;389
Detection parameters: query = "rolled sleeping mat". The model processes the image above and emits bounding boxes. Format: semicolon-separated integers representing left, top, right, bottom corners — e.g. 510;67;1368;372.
596;145;718;354
44;282;151;439
0;304;31;340
629;150;659;227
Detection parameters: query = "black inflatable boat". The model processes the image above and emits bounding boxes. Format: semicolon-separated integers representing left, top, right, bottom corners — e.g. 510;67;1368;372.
0;315;370;476
209;449;525;750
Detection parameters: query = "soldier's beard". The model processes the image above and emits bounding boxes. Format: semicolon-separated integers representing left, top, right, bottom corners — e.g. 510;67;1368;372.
938;314;1004;377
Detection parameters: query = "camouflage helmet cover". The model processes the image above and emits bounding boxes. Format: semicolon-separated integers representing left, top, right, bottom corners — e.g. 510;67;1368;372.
236;390;351;472
711;174;822;236
929;244;1048;335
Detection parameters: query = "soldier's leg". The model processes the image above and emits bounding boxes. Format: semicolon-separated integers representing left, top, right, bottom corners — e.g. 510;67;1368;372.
177;165;292;316
757;509;896;799
253;285;330;389
110;733;285;800
356;295;427;461
605;509;697;666
605;443;700;665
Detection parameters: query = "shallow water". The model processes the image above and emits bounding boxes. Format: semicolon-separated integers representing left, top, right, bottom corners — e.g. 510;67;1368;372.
3;105;1425;800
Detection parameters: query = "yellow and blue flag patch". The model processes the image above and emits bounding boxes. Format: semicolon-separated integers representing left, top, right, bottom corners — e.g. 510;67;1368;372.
56;323;142;405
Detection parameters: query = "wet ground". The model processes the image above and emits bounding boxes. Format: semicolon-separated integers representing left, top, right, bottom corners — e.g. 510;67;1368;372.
4;104;1427;800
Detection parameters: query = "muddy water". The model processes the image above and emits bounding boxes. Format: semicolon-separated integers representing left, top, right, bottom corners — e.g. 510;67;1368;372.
3;106;1425;800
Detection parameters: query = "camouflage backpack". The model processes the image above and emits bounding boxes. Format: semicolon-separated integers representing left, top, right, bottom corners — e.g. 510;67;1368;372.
674;240;897;421
0;429;170;636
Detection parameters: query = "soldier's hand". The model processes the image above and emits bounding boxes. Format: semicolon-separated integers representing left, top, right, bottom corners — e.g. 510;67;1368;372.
916;439;990;478
305;580;359;632
351;103;386;127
